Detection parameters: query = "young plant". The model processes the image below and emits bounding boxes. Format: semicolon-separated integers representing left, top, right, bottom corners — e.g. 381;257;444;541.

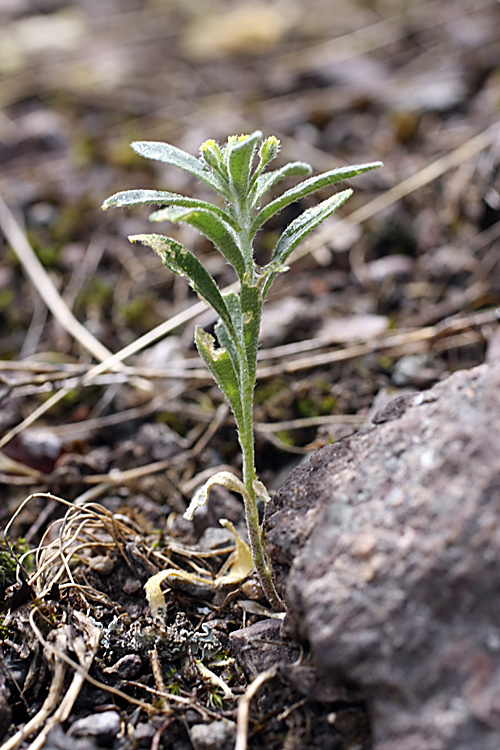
103;131;381;611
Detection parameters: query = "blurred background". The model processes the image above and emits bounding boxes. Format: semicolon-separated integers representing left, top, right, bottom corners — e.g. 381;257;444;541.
0;0;499;514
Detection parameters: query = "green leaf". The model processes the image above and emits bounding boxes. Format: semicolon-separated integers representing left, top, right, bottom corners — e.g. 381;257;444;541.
102;189;235;227
214;292;244;375
252;161;382;232
239;282;263;384
150;205;237;230
128;233;237;341
223;290;244;343
152;206;247;280
214;319;240;375
195;327;244;426
226;131;262;204
262;189;353;296
131;141;227;195
249;161;312;208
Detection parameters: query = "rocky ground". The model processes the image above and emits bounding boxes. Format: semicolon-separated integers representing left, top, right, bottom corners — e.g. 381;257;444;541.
1;0;500;748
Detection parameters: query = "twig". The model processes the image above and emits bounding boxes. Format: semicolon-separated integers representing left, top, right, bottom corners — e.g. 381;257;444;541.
148;647;172;715
234;667;278;750
255;413;364;434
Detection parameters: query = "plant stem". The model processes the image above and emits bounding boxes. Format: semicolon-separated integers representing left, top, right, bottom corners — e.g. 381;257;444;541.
238;342;284;612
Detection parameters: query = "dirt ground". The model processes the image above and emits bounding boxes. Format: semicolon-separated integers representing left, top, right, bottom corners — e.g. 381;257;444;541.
0;0;499;748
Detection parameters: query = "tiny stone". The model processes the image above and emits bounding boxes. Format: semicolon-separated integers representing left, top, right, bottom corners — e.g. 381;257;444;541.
86;555;114;575
68;710;121;739
123;577;142;595
133;722;156;747
189;719;236;750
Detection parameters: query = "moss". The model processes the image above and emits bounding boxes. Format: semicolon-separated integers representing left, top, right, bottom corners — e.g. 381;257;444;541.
78;276;114;308
296;381;337;418
118;294;162;335
0;539;30;598
0;288;15;311
254;379;287;405
275;430;294;446
36;243;62;267
156;411;188;437
0;549;17;591
378;355;394;370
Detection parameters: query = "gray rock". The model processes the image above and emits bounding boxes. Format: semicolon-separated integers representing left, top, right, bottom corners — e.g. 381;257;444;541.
189;719;236;750
132;722;156;747
229;618;300;679
68;710;121;739
265;362;500;750
230;619;362;704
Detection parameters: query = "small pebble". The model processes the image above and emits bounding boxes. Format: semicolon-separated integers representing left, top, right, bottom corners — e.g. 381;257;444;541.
123;577;142;595
133;722;156;747
189;719;236;750
68;710;120;739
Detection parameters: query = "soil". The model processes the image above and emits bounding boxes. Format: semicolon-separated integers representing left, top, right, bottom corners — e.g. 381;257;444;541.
0;0;499;748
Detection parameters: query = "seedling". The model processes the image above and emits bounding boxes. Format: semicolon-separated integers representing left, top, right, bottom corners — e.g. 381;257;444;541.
103;131;381;610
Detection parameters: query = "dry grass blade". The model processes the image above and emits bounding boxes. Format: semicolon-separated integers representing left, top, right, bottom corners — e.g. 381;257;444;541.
4;493;141;600
0;194;114;365
0;626;70;750
292;120;500;266
0;280;237;451
148;646;172;715
256;307;500;379
255;413;364;434
26;612;102;750
234;667;279;750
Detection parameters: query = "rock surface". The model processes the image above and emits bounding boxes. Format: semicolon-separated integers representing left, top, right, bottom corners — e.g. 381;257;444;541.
265;362;500;750
229;618;298;680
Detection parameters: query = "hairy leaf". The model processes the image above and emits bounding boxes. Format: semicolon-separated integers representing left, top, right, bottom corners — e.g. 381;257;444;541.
102;189;235;227
223;290;244;342
131;140;228;195
154;206;247;279
129;233;237;341
195;327;244;426
252;161;382;232
214;319;240;376
239;282;263;384
249;161;312;208
227;131;262;205
183;472;249;522
262;189;353;295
